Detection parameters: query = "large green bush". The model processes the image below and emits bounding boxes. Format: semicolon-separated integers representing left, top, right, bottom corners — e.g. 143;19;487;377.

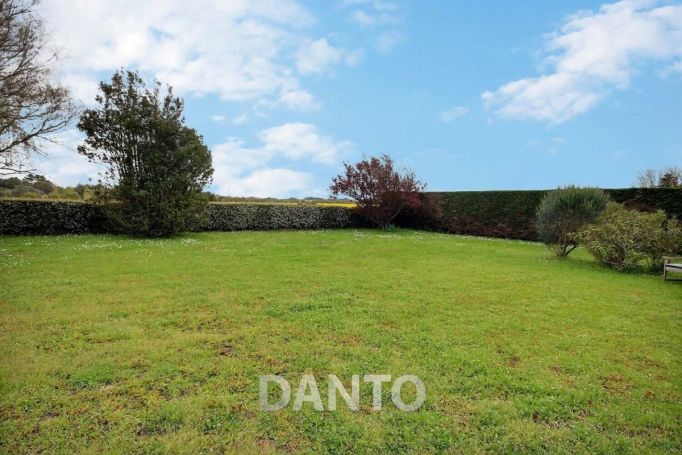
639;212;682;271
535;186;608;257
577;203;682;271
77;70;214;237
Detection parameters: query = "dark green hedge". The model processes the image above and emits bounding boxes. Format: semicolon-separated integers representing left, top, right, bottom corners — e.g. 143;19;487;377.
205;204;353;231
396;188;682;240
0;200;354;235
2;188;678;238
607;188;682;217
0;200;101;235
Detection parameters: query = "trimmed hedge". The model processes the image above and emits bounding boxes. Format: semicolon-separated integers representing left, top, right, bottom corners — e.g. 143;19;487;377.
607;188;682;216
399;191;546;240
205;203;353;231
0;200;354;235
397;188;682;240
0;199;101;235
2;188;678;238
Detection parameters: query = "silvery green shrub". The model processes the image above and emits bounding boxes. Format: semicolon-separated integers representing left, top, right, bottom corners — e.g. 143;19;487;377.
536;186;609;257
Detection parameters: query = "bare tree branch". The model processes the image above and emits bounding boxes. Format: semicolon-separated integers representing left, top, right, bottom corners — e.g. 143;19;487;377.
0;0;77;174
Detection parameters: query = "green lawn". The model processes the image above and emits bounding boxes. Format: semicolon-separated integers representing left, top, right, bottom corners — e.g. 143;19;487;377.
1;230;680;454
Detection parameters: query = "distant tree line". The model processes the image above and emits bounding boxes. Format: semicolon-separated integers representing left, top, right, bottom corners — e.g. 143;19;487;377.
0;174;96;199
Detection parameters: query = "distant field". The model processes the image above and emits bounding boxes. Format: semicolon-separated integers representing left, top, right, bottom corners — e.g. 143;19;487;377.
0;230;680;453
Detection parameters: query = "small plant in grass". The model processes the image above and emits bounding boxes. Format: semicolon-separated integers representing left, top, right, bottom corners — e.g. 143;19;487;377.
140;402;187;435
536;186;608;257
330;154;425;229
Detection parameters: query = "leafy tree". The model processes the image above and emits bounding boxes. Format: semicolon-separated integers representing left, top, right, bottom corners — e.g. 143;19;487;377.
536;186;608;257
0;176;20;188
0;0;76;174
74;183;86;200
330;154;425;229
26;174;53;193
77;70;213;237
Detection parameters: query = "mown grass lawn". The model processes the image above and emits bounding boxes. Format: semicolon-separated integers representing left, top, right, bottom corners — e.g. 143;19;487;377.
0;230;680;454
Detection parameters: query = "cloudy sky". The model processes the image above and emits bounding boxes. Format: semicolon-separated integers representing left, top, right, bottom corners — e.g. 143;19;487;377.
34;0;682;197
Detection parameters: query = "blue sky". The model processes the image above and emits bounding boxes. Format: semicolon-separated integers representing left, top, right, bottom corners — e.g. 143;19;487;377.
37;0;682;196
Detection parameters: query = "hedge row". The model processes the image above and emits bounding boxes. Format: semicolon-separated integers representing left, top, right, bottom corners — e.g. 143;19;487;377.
0;200;101;235
607;188;682;216
205;203;353;231
0;200;354;235
396;191;544;240
1;188;679;238
396;188;682;240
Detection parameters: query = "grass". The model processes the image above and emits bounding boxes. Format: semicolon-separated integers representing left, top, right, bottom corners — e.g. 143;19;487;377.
0;229;680;454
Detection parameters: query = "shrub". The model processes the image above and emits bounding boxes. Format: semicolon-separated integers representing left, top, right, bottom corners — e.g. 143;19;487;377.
536;186;608;257
77;70;213;237
637;212;682;271
576;203;682;271
576;203;645;270
330;154;425;229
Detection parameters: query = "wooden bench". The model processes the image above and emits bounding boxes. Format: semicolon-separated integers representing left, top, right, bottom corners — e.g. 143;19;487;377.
663;256;682;281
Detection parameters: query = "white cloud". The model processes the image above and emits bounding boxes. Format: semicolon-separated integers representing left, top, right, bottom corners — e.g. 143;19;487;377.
524;136;568;155
482;0;682;124
439;106;470;122
350;9;400;27
212;139;275;174
259;123;350;164
342;0;399;12
661;59;682;76
30;130;102;186
376;30;402;53
233;114;249;125
341;0;403;53
210;115;226;122
41;0;347;111
220;168;316;197
278;87;321;111
211;123;352;197
296;38;362;74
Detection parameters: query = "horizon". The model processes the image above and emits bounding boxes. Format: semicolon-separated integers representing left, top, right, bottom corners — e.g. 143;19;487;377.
29;0;682;197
